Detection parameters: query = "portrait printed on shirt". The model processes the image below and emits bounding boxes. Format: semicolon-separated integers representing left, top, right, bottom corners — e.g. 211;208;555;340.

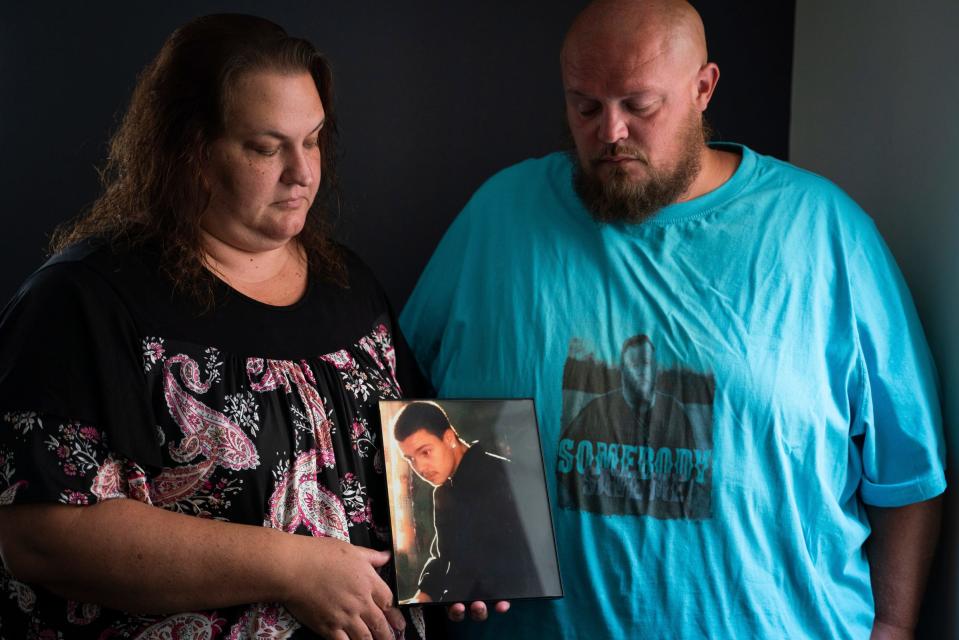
557;334;715;519
379;399;562;605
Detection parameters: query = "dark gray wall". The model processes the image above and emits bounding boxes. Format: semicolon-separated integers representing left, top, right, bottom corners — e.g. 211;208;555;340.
791;2;958;636
0;1;794;308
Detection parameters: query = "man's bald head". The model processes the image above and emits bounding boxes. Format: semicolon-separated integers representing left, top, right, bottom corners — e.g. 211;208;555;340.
561;0;707;74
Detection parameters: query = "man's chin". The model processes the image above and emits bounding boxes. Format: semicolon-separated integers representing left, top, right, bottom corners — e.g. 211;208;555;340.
574;170;658;223
574;153;700;224
601;174;651;195
594;161;649;185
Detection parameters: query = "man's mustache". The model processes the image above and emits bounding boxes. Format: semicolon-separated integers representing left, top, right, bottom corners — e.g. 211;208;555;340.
590;144;649;167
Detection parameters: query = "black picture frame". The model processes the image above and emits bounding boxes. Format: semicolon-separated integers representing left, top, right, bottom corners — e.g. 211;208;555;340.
378;398;563;605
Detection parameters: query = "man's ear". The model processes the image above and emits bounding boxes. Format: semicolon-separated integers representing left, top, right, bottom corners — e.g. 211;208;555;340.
693;61;720;112
443;428;456;447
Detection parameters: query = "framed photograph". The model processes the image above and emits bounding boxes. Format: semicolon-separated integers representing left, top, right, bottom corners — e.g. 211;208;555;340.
378;398;563;605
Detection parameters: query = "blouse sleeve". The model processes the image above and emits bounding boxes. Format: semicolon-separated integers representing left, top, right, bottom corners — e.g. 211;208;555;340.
0;258;163;469
0;410;151;507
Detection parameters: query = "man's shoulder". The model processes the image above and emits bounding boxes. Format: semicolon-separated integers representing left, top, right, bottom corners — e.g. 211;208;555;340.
745;146;861;209
578;389;628;417
469;152;573;205
463;442;512;475
485;151;571;182
562;390;629;441
731;145;875;231
427;152;580;255
469;441;510;462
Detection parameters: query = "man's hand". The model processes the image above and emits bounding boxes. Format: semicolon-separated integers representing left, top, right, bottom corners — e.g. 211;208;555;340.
447;600;510;622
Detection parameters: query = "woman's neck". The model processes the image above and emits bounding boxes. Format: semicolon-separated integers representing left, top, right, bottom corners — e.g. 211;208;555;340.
201;231;308;306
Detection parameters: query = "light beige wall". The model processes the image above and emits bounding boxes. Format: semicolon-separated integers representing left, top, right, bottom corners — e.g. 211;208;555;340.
790;1;959;634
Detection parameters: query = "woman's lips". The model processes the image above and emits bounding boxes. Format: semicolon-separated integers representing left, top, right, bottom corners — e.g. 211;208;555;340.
272;196;308;209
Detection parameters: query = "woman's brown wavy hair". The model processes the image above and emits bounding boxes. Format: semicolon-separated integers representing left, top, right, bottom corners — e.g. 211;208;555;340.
50;14;346;304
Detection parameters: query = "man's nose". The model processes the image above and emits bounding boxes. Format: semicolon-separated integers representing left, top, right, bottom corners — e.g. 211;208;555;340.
598;107;628;144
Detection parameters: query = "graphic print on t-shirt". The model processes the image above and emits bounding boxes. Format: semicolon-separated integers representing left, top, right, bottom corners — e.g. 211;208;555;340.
557;334;714;519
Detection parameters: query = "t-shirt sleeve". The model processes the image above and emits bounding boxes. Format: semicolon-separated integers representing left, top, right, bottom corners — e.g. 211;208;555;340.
0;261;162;469
848;215;946;507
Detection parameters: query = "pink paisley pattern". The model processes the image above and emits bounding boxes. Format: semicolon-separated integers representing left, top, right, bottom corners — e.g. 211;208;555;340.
91;456;154;504
359;323;400;390
266;450;350;540
2;575;35;614
135;611;227;639
0;479;26;506
164;355;259;470
323;323;402;404
318;350;355;371
151;460;217;507
66;600;100;626
228;603;301;639
248;358;336;468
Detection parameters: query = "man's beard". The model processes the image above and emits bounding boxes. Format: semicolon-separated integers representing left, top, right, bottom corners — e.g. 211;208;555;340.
572;114;708;224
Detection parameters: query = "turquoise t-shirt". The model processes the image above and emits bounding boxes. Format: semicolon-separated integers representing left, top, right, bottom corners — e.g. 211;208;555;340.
400;145;946;639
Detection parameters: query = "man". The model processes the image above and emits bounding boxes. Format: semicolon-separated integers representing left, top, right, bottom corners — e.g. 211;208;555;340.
400;1;945;638
392;401;540;604
560;334;711;519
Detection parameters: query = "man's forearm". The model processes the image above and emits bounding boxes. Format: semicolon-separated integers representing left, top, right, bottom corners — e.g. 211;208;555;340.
866;496;943;632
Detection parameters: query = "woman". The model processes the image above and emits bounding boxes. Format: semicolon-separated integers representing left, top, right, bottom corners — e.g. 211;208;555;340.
0;14;426;640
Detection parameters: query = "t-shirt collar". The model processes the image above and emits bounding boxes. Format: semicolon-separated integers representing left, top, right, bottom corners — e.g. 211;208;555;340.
570;142;755;231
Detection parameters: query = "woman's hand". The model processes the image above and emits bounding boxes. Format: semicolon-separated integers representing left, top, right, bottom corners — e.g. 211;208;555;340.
283;535;404;640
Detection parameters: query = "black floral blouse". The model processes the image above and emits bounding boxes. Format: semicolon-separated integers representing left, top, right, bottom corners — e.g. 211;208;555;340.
0;241;428;639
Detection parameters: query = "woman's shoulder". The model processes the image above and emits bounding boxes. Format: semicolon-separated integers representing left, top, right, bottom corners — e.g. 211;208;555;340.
338;244;379;288
5;240;129;313
314;242;388;306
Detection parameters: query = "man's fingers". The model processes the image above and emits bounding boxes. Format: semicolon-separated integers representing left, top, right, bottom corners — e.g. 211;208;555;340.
447;602;467;622
447;600;510;622
469;601;489;621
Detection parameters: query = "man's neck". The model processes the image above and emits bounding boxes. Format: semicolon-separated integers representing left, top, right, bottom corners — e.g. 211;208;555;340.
624;389;656;415
448;439;471;480
679;145;741;204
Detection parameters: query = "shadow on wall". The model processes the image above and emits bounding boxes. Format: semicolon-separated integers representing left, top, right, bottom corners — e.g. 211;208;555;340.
790;1;959;636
